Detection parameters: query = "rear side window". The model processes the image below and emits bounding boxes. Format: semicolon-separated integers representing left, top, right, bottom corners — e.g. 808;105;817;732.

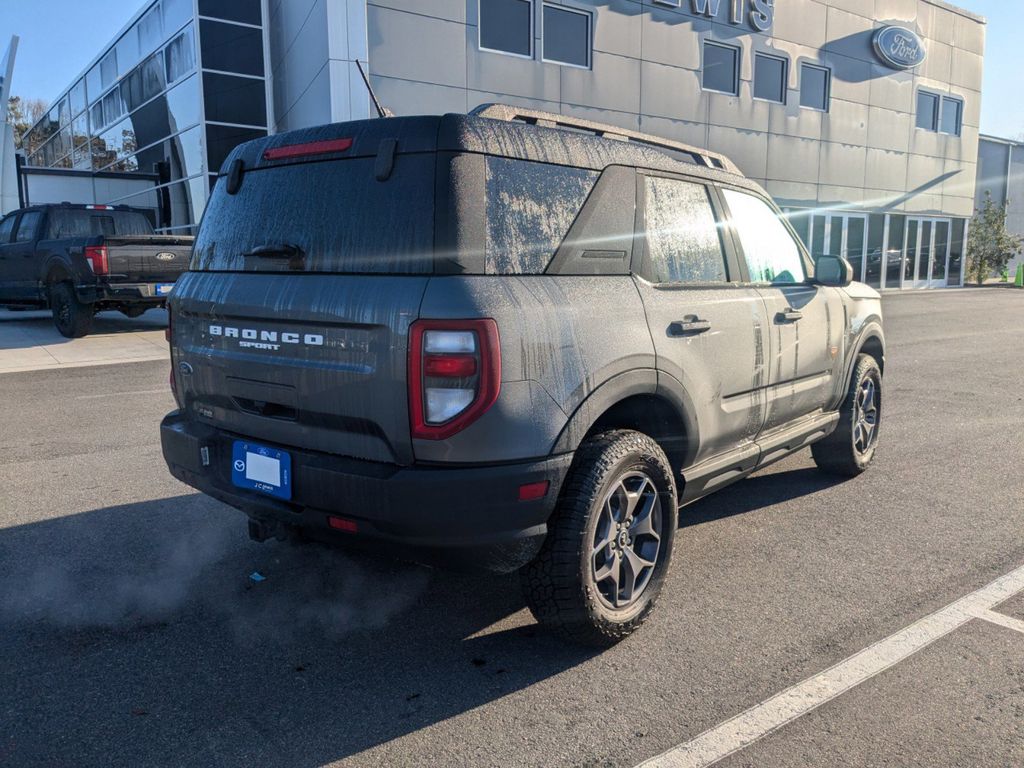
485;157;598;274
14;212;42;242
0;215;15;243
642;176;727;284
722;188;806;284
193;155;435;273
44;210;155;239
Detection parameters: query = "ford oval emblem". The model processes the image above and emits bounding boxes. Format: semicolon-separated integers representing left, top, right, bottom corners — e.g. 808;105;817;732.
873;26;927;70
156;252;176;261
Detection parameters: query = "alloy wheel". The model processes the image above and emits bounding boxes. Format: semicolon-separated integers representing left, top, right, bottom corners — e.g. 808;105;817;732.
854;377;879;454
591;472;662;609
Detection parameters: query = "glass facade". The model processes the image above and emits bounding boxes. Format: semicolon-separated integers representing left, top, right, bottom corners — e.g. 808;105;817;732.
22;0;269;234
788;209;966;289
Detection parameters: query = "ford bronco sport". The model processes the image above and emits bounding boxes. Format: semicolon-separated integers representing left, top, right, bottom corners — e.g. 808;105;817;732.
161;105;884;646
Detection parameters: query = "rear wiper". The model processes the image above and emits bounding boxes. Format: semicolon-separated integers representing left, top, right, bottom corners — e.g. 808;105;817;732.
242;243;306;270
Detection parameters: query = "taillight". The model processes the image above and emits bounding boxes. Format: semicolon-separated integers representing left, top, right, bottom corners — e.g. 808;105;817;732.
83;245;108;275
409;319;500;440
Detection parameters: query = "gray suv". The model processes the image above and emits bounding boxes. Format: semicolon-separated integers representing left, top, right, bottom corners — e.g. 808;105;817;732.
161;105;884;646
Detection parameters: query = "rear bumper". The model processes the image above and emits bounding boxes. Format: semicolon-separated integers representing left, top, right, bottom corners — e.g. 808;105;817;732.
160;411;572;573
79;282;176;303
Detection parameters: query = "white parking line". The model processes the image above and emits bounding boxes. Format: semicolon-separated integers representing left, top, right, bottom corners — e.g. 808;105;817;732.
970;608;1024;635
637;563;1024;768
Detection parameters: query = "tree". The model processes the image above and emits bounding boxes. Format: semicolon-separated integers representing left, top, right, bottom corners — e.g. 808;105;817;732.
6;95;48;149
966;191;1023;285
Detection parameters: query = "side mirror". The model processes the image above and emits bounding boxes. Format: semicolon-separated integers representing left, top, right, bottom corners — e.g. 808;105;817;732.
814;254;854;287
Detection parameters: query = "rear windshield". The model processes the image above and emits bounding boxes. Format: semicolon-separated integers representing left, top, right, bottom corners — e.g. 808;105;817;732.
45;209;155;239
192;155;435;273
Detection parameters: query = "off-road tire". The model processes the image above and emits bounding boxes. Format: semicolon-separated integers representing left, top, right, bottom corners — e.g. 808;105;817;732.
51;282;94;338
811;353;882;477
521;430;677;647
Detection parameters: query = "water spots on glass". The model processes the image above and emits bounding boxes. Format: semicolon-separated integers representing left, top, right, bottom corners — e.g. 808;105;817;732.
192;155;435;274
484;157;598;274
643;177;727;283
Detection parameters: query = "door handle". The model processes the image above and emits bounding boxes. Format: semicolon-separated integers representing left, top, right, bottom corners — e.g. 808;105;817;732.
669;317;712;336
777;308;803;322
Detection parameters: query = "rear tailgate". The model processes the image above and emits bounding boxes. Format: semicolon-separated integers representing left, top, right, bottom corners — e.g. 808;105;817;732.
171;117;441;467
104;235;193;283
172;271;428;465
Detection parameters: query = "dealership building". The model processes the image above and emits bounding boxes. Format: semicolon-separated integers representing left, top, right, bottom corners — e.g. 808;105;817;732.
18;0;989;288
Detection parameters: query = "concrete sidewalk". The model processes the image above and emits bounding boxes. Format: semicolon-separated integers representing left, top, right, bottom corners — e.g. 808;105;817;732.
0;308;169;374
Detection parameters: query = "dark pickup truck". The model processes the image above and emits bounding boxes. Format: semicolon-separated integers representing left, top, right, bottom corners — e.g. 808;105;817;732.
0;203;193;337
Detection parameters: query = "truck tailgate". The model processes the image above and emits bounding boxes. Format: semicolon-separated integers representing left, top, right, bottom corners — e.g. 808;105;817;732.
104;235;193;283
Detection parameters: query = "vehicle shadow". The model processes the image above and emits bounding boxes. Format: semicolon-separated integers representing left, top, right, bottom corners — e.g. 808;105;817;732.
0;494;597;767
680;466;840;528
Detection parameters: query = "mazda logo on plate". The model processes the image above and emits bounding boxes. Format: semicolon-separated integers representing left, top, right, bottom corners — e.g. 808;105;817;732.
234;460;245;472
155;252;176;261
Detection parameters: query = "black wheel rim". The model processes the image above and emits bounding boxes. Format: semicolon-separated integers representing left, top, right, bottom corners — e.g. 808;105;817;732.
854;377;879;455
56;293;71;328
591;471;662;610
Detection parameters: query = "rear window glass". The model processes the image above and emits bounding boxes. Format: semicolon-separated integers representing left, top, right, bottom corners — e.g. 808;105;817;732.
485;157;598;274
192;155;435;273
45;210;155;239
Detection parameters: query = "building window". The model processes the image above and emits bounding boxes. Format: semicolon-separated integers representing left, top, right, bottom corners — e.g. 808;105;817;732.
916;91;963;136
916;91;939;130
479;0;533;58
542;4;591;68
940;96;963;136
753;53;787;104
703;41;739;96
99;50;118;90
199;19;265;76
799;63;830;111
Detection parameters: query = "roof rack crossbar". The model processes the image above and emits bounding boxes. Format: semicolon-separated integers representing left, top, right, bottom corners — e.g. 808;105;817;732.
470;103;740;174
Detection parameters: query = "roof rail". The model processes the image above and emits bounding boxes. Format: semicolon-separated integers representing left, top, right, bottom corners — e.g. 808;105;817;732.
469;103;741;175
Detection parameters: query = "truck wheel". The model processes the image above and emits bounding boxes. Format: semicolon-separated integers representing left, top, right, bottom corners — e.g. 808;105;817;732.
521;430;677;646
811;353;882;477
51;282;94;338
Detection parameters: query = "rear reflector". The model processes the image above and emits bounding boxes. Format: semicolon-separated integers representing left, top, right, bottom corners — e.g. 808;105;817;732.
328;516;358;533
518;481;550;502
263;137;353;161
424;354;477;378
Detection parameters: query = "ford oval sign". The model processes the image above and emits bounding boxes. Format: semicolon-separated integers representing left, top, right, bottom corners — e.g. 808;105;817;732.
873;26;926;70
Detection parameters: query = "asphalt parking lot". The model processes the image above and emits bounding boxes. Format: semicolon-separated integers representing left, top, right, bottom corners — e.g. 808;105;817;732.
1;288;1022;767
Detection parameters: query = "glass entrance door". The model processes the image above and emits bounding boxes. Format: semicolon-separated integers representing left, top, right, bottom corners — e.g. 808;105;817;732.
810;213;868;282
904;218;952;288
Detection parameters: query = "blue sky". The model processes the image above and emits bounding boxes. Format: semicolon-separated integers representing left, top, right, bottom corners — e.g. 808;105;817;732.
1;0;1020;138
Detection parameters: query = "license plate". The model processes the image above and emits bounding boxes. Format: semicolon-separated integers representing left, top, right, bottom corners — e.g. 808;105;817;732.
155;283;175;296
231;441;292;500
